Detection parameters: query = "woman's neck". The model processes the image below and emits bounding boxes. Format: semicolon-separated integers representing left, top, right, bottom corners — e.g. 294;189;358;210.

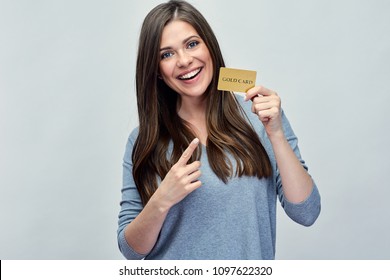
178;95;206;120
177;96;208;145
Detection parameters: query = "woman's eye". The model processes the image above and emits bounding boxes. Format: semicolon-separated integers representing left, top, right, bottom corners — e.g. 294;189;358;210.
188;41;199;49
161;52;173;59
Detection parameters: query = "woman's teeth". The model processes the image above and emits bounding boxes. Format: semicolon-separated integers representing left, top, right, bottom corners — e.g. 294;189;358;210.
178;68;201;80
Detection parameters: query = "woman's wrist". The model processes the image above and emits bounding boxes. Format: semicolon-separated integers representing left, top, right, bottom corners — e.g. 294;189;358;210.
148;191;172;215
267;129;286;144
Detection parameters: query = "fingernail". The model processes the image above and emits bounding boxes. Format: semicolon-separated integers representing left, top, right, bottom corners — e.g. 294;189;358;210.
192;138;199;144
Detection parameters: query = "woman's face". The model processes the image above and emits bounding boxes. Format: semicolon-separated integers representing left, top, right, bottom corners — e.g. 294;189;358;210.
159;20;213;100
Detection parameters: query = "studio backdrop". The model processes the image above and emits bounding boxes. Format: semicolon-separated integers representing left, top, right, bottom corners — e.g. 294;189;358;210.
1;0;389;259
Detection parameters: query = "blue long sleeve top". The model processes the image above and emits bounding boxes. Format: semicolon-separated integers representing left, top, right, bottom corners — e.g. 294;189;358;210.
117;95;321;259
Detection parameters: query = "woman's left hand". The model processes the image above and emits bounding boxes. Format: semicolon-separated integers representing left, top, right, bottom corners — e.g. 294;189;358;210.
245;85;283;139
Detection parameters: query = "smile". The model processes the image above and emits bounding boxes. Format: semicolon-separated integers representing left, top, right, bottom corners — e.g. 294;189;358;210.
178;67;202;80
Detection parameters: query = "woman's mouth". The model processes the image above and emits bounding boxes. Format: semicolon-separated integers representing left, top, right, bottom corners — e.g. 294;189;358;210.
178;67;202;80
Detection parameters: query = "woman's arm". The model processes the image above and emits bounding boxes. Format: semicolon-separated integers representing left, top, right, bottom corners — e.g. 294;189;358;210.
122;138;202;256
245;86;313;203
266;131;313;203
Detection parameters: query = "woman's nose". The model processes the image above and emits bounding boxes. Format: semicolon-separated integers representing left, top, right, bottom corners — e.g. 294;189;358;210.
176;51;193;68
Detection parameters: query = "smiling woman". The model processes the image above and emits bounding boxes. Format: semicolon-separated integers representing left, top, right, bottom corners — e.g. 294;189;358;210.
158;20;214;104
117;0;321;260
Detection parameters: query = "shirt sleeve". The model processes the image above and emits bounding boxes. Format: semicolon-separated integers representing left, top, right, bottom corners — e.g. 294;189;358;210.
275;111;321;226
117;127;148;259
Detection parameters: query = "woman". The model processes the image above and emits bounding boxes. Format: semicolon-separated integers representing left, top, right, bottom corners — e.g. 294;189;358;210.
118;0;321;260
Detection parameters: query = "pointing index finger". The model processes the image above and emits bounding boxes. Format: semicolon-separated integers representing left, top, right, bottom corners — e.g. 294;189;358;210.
177;138;200;166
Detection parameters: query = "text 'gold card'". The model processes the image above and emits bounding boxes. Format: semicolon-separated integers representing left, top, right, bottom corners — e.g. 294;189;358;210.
217;67;257;93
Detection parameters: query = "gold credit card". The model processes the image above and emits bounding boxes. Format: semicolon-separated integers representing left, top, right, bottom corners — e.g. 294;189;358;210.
217;67;257;93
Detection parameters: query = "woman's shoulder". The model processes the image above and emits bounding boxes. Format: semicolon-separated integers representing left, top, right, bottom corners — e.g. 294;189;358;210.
125;126;140;150
234;93;252;112
129;126;139;140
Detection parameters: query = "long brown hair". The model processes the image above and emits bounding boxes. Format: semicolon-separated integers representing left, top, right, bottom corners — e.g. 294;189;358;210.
133;0;272;206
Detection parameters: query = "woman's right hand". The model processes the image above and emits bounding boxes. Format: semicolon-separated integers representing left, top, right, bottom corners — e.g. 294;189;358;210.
123;138;202;255
153;138;202;211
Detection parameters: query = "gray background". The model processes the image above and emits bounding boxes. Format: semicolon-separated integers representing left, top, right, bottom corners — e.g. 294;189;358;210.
1;0;389;259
